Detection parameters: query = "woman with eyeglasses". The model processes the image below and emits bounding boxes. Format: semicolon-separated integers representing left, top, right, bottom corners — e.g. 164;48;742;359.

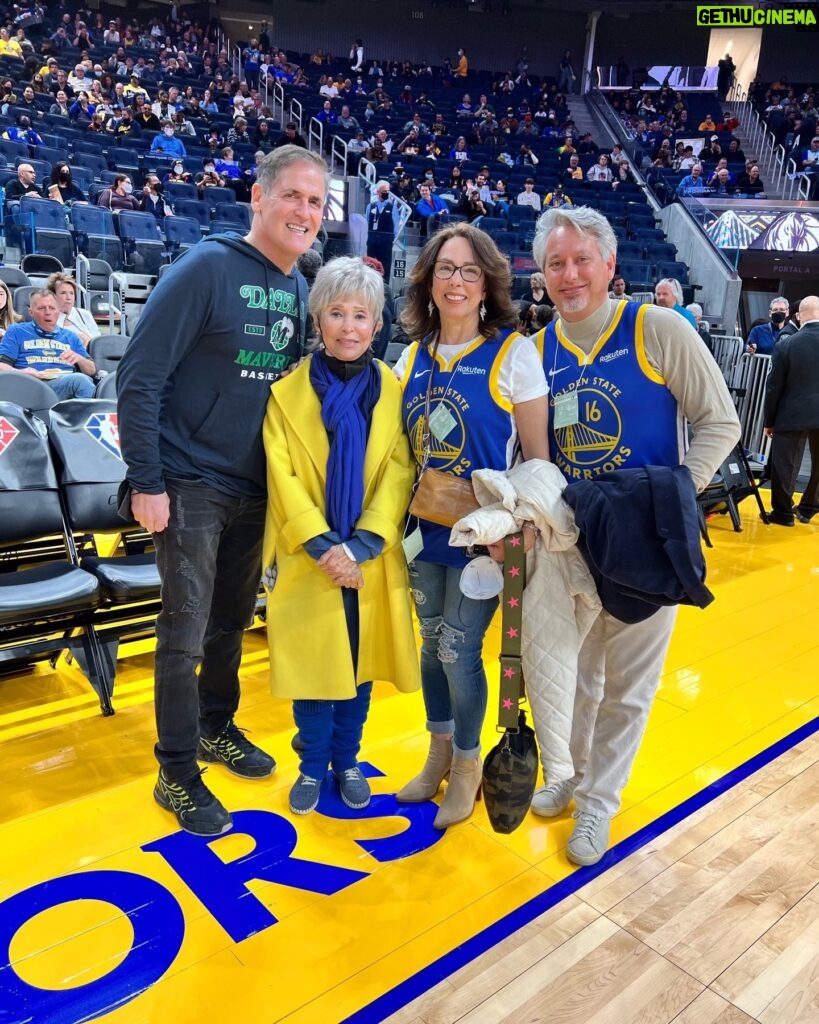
393;223;549;829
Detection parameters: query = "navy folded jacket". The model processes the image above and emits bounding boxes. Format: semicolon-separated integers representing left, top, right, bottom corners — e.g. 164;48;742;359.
563;465;714;624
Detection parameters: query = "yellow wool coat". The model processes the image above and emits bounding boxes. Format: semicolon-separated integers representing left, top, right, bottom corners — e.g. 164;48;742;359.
262;356;420;700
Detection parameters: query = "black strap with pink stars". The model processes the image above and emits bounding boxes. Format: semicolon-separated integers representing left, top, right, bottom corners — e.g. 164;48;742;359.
497;531;525;733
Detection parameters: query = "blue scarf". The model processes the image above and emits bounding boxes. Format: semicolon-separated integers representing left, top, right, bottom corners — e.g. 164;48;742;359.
309;351;381;541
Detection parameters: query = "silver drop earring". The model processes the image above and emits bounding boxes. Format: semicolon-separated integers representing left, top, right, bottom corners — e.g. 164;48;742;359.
428;299;435;315
479;301;487;321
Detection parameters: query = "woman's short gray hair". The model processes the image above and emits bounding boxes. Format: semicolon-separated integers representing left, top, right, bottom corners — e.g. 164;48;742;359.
532;205;618;269
308;256;385;327
656;277;684;304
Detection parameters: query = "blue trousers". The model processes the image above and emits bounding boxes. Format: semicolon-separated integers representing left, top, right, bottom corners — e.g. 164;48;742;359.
292;586;372;777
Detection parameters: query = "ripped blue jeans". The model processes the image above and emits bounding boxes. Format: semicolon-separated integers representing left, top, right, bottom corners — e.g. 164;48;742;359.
408;560;498;759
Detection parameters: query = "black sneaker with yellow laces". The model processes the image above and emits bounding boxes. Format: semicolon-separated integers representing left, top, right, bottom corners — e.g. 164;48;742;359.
197;719;277;779
153;769;233;836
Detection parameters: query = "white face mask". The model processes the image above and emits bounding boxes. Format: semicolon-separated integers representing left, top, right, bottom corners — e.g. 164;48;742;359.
122;181;133;194
173;164;183;173
459;556;505;600
163;126;173;136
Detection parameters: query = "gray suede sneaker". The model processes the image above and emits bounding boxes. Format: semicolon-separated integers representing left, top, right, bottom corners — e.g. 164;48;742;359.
567;811;610;866
531;778;575;817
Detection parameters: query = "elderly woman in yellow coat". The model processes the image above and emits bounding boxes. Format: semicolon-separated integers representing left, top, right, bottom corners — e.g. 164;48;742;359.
263;256;420;816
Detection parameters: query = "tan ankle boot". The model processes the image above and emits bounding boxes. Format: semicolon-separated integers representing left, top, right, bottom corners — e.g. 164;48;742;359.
433;756;482;829
396;734;453;802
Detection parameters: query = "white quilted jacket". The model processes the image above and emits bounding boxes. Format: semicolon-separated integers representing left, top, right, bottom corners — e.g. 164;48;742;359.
450;460;601;784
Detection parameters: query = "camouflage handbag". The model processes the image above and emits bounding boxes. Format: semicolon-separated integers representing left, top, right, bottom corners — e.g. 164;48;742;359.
482;531;538;834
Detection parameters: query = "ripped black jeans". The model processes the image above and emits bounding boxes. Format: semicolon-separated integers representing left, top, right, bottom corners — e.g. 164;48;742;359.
408;560;498;759
153;477;266;781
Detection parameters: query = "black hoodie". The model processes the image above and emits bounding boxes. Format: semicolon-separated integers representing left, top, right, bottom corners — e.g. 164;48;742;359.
118;233;307;498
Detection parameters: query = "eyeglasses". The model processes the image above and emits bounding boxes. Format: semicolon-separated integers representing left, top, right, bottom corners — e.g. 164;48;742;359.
433;261;483;283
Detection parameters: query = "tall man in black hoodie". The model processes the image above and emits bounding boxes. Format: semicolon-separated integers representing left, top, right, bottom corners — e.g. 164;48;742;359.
118;146;329;836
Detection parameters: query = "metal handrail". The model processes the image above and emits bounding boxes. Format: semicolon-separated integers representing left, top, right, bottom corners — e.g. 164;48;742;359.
231;45;241;82
308;116;323;155
271;80;285;124
289;96;303;130
783;157;798;199
331;135;349;174
771;145;785;192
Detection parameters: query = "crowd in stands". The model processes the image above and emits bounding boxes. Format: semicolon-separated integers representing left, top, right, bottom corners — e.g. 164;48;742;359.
745;76;819;198
600;85;769;203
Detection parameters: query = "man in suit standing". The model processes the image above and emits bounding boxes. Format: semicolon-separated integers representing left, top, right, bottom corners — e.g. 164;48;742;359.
764;294;819;525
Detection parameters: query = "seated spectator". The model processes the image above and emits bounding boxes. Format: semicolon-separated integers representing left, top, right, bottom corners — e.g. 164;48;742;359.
587;154;613;182
735;164;766;196
46;163;86;205
726;138;746;162
797;136;819;198
609;275;633;301
415;182;448;235
49;89;71;117
654;278;696;327
459;186;488;223
3;115;43;146
492;178;510;214
96;173;140;211
253;119;277;151
455;93;473;120
676;163;708;196
0;289;96;399
708;167;737;195
46;272;100;345
196;157;227;192
516;142;540;167
227;117;252;146
5;162;44;201
141;174;172;222
151;121;187;159
677;145;697;171
698;112;717;131
165;160;192;185
520;272;548;305
612;161;635;189
577;132;599;156
337;105;360;132
275;121;308;148
0;280;22;339
564;153;583;181
108;106;141;138
215;147;249;201
449;136;470;162
543;183;573;207
516;177;542;210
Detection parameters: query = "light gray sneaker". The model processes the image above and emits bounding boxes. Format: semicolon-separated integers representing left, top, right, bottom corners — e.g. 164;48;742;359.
531;778;575;818
567;811;610;866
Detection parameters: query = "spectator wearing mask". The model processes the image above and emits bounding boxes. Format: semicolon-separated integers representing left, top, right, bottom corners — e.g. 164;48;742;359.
97;173;140;211
197;158;226;192
141;174;172;222
747;297;789;354
150;120;187;159
46;162;86;204
165;160;192;184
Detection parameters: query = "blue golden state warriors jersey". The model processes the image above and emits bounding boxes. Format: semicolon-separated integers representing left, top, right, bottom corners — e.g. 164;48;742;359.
402;331;519;567
534;301;683;483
